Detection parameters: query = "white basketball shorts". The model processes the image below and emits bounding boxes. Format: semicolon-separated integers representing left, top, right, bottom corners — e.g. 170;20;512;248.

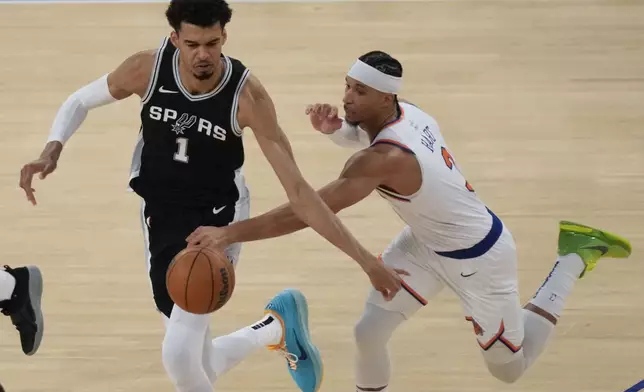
368;222;524;359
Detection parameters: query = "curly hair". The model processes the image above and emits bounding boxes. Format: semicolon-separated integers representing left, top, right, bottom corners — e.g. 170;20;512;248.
165;0;233;31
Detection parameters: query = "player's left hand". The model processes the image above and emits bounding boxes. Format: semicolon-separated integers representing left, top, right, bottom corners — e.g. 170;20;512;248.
19;156;58;206
306;103;343;134
186;226;229;248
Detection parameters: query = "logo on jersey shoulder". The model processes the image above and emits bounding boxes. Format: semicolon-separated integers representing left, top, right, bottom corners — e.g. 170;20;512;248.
149;106;227;141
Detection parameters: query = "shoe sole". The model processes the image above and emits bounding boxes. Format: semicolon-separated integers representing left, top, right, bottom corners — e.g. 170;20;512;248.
25;265;43;356
283;289;324;392
560;221;632;258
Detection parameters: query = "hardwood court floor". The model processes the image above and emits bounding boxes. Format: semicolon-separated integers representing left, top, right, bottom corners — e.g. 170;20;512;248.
0;1;642;391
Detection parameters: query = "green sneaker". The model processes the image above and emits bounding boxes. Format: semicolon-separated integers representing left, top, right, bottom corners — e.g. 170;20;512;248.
558;221;632;278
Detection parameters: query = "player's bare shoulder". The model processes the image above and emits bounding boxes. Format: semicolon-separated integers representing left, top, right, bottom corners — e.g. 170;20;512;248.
107;49;158;100
370;142;416;166
340;142;421;195
342;143;410;178
236;73;276;131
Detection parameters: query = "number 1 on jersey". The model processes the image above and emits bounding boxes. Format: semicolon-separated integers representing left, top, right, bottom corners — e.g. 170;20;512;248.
174;137;189;163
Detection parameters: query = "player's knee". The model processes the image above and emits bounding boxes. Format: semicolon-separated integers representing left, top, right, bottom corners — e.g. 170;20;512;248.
484;356;525;384
162;330;200;386
354;305;401;350
161;337;189;380
354;318;380;350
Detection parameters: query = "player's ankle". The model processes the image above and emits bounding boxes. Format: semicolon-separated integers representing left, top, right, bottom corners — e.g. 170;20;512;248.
250;312;283;348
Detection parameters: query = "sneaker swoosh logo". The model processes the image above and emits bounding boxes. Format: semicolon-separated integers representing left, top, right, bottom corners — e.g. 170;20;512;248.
159;86;178;94
582;245;609;255
460;271;477;278
295;338;308;361
213;205;226;215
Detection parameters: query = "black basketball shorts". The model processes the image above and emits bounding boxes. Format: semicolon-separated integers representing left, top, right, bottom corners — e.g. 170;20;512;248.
140;197;250;318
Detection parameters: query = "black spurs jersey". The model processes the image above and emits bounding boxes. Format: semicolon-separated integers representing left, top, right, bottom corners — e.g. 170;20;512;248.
129;37;249;208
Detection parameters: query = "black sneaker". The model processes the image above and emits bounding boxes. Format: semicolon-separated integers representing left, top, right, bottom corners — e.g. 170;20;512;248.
0;265;44;356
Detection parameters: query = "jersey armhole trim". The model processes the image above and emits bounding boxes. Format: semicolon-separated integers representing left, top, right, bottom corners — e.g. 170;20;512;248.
140;37;168;105
372;137;424;201
231;68;251;137
372;138;415;155
376;186;412;203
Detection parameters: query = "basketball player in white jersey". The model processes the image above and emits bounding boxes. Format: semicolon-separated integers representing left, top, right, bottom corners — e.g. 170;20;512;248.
0;265;44;356
187;50;633;390
17;2;404;391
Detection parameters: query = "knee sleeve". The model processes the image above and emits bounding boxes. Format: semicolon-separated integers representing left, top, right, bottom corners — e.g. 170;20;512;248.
485;355;526;384
162;324;204;386
354;303;406;391
354;303;405;350
162;307;212;392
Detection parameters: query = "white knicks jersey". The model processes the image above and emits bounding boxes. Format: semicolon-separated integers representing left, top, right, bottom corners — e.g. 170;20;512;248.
372;102;495;252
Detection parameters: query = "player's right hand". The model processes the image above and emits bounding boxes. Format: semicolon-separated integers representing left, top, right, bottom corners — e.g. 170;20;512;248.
186;225;230;249
19;157;58;206
305;103;343;134
366;260;409;301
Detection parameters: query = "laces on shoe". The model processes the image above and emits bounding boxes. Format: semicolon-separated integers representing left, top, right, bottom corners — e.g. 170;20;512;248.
275;346;299;370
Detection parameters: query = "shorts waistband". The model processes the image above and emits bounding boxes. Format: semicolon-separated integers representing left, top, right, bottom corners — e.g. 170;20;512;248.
434;208;503;260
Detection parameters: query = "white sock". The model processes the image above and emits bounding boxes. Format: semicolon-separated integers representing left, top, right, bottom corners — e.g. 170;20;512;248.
529;254;585;318
249;313;283;346
521;308;556;369
0;269;16;301
204;314;283;378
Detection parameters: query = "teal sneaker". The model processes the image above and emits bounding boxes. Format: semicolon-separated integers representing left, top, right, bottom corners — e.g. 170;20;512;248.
265;289;323;392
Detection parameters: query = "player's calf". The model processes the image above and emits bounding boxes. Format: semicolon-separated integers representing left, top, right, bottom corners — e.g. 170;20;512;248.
0;265;44;356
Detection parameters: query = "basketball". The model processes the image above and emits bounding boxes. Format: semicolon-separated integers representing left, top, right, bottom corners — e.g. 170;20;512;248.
166;246;235;314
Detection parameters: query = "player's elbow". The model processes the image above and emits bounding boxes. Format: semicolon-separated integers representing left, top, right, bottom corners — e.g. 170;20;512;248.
286;179;329;220
327;199;347;214
286;179;312;212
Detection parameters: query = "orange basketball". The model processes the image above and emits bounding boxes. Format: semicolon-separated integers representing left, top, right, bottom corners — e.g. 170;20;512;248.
166;246;235;314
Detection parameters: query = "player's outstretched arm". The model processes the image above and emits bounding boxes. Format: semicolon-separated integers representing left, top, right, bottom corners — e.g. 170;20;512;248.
232;75;403;299
18;50;155;205
187;144;411;297
212;146;400;244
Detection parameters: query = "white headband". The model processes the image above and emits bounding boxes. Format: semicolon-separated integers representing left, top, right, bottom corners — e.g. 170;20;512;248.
347;59;401;94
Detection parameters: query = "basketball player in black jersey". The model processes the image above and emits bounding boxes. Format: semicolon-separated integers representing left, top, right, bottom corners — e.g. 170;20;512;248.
18;1;405;391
